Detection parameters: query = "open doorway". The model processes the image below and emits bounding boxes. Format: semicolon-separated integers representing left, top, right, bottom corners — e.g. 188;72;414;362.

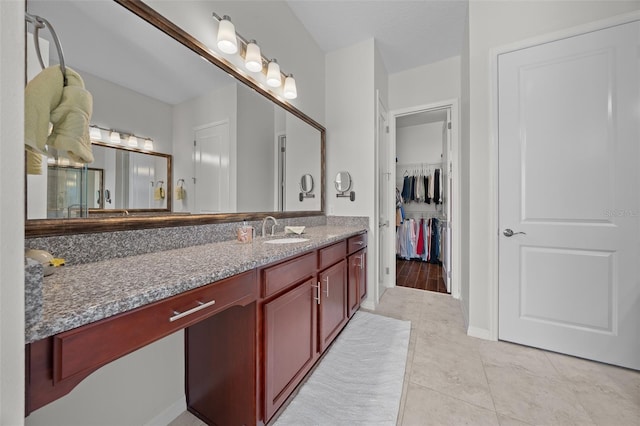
387;100;460;298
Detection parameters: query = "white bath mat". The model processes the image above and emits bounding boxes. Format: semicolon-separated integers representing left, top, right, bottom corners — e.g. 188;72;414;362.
273;310;411;426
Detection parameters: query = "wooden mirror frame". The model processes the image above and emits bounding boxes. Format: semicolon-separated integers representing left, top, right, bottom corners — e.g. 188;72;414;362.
25;0;325;237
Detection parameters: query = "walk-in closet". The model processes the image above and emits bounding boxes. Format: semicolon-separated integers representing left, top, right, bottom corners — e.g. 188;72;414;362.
395;108;451;294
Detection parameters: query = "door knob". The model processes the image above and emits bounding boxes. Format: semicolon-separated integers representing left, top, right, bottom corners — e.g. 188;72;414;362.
503;228;526;237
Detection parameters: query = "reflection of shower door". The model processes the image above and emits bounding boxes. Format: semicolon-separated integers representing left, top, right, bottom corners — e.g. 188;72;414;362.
277;134;286;212
47;166;104;217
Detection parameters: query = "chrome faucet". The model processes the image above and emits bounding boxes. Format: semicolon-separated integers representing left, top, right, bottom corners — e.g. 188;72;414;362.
261;216;278;237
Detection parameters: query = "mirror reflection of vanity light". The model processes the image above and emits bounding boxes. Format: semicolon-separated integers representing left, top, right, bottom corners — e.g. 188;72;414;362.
299;173;315;202
335;171;355;201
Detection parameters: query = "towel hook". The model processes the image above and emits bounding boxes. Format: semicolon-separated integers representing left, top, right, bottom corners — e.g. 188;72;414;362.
156;180;164;188
25;12;67;86
177;178;184;188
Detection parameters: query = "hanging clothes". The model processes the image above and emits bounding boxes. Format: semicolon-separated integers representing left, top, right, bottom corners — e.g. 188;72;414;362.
401;175;411;203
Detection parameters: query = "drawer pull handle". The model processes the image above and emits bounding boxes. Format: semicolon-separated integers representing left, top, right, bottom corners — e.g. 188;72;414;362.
169;299;216;322
312;282;320;305
354;241;364;246
324;276;330;297
360;254;365;270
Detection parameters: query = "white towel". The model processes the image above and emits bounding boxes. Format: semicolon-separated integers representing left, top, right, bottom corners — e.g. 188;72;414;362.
24;65;64;157
24;65;94;174
47;67;94;164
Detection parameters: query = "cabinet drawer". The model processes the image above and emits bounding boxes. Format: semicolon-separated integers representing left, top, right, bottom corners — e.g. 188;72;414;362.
262;252;316;298
53;270;257;383
318;240;347;270
348;233;367;254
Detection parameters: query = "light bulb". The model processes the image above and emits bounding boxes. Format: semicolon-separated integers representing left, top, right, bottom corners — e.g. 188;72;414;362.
110;131;121;144
127;135;138;147
216;15;237;54
267;59;281;87
244;40;262;72
89;126;102;141
143;139;154;150
284;74;297;99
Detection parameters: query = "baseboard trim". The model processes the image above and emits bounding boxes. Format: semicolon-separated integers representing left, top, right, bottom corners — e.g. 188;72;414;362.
144;396;186;426
361;299;375;310
467;326;494;341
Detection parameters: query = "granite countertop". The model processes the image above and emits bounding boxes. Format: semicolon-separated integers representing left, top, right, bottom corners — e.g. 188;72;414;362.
25;225;366;343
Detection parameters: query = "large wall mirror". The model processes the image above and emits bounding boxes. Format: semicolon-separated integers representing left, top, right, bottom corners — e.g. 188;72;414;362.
25;0;324;236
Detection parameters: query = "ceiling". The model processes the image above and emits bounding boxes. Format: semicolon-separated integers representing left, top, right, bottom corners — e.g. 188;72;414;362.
286;0;469;74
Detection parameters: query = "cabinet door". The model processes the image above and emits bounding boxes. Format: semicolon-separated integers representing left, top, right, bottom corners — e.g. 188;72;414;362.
264;278;318;422
358;248;367;301
319;259;348;352
347;252;361;317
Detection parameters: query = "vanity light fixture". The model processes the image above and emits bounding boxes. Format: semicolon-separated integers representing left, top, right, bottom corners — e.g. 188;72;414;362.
244;40;262;72
91;125;154;151
216;15;238;54
283;74;297;99
109;130;121;144
212;12;298;97
266;59;281;87
127;135;138;148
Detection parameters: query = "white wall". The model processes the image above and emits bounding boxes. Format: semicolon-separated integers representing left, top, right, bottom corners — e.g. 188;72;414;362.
326;39;375;218
285;113;322;212
465;0;640;338
389;56;461;111
326;39;377;306
0;0;25;423
84;71;173;155
237;84;275;212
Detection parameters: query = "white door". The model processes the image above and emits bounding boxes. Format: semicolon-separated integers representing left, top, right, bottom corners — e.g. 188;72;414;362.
194;122;230;213
498;21;640;369
377;95;390;302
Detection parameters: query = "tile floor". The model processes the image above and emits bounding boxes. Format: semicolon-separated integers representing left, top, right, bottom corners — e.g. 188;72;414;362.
171;286;640;426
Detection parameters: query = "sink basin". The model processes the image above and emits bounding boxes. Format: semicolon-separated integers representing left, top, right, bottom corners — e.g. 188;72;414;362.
264;238;310;245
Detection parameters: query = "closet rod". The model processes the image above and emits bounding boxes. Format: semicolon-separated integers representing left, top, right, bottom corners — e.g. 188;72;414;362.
25;12;67;85
396;161;442;168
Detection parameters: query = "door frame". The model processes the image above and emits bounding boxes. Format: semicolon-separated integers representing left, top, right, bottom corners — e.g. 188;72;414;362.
490;10;640;341
389;99;461;300
375;90;390;304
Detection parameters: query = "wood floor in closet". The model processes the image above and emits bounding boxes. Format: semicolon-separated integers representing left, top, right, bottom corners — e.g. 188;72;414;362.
396;259;448;294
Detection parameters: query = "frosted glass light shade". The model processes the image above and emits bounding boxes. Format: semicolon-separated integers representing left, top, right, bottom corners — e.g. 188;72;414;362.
284;74;297;99
127;135;138;147
244;40;262;72
143;139;154;150
266;59;281;87
89;126;102;141
217;16;237;54
109;131;121;144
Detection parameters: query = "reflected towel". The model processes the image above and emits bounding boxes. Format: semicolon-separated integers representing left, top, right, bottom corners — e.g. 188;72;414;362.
154;188;165;200
25;147;43;175
47;67;94;164
175;187;185;200
25;65;64;155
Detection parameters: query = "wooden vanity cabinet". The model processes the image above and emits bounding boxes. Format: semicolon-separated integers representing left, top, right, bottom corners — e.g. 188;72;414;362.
318;259;348;352
263;278;318;422
26;270;258;420
347;233;368;317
